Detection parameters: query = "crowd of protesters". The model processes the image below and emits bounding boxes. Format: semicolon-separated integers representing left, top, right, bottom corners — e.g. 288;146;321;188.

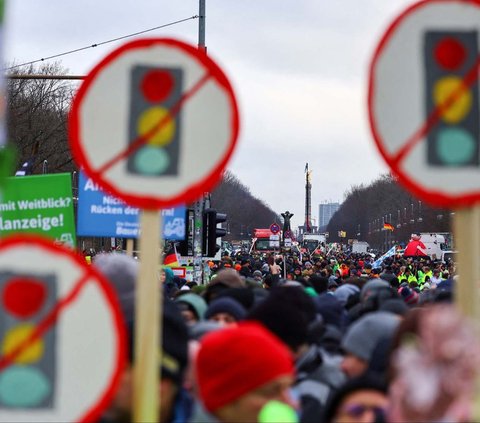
92;244;480;423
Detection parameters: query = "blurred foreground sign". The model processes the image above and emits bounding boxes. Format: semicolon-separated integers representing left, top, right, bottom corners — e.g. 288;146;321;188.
0;235;125;422
69;38;239;209
368;0;480;207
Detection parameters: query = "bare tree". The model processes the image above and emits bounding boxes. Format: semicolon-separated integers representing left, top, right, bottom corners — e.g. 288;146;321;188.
211;171;279;240
327;173;451;249
7;63;77;173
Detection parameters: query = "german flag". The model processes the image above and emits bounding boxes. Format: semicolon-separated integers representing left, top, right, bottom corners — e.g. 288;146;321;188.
383;222;394;231
164;250;180;267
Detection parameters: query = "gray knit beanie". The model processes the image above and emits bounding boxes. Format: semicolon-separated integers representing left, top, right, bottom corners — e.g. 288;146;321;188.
342;311;400;362
360;279;390;302
93;252;138;322
334;283;360;306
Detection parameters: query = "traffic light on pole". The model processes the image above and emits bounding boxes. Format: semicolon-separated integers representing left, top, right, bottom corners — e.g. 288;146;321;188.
202;209;227;257
128;65;183;176
425;31;480;166
0;272;56;409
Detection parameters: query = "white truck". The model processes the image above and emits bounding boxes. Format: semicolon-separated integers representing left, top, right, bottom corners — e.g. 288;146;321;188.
412;233;453;260
302;234;327;254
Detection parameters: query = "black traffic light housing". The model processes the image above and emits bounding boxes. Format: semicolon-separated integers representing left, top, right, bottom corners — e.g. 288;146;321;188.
425;30;480;166
127;65;183;176
202;208;227;257
0;271;57;408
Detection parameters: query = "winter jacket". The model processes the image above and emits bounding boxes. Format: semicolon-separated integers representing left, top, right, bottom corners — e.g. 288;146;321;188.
294;345;346;423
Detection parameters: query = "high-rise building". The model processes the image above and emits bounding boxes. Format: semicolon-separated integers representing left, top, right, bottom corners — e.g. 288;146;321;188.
318;202;340;229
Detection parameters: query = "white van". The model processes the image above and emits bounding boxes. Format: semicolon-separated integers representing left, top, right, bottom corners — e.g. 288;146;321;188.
412;233;452;260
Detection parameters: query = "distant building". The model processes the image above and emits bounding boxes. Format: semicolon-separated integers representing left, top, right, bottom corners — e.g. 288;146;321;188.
319;202;340;229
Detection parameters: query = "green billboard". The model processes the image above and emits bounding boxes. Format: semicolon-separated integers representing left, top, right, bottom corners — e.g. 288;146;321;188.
0;173;76;247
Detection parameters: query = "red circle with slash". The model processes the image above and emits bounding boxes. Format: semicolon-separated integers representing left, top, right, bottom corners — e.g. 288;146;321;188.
368;0;480;207
0;235;126;422
69;38;240;210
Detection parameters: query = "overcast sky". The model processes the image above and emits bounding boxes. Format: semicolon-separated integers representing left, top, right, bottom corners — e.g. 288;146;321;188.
5;0;414;228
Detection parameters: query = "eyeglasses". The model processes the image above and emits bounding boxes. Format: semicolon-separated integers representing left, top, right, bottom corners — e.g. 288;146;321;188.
342;404;386;418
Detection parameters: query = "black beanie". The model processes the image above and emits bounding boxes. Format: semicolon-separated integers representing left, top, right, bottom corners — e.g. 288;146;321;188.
120;300;189;386
216;287;255;311
161;300;189;384
309;275;329;295
270;286;317;321
247;287;315;351
314;293;346;330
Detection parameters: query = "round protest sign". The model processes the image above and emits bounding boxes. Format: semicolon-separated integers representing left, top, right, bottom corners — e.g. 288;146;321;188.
70;38;240;210
368;0;480;207
0;235;126;422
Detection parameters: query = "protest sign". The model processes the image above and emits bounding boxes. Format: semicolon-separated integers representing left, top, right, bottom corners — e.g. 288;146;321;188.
0;174;75;247
77;172;186;239
0;235;125;422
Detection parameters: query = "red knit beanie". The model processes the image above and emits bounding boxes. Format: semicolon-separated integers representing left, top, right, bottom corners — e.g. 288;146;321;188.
195;322;294;412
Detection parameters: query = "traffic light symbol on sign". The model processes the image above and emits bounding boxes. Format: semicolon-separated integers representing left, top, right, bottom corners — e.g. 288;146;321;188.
425;31;480;166
0;273;56;409
128;65;183;176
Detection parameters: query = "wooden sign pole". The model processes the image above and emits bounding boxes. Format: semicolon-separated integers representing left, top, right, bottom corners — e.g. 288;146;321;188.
126;238;134;257
453;207;480;318
453;206;480;422
133;210;163;422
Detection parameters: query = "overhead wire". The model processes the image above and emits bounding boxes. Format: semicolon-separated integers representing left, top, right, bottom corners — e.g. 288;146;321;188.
5;15;199;71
